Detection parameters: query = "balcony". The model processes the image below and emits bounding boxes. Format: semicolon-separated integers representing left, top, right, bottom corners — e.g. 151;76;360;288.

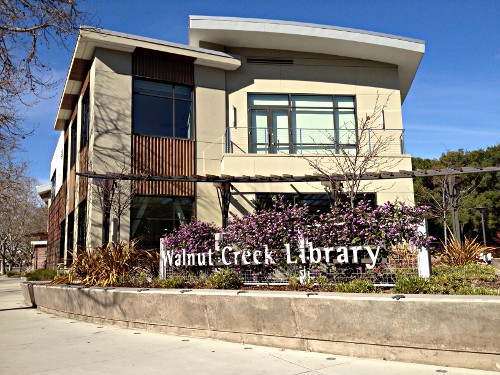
224;127;405;156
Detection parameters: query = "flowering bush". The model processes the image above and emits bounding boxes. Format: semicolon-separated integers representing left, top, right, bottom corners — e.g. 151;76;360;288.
311;200;432;249
163;220;220;256
222;195;312;265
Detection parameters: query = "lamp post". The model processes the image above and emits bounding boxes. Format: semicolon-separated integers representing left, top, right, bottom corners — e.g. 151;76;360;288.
475;206;487;246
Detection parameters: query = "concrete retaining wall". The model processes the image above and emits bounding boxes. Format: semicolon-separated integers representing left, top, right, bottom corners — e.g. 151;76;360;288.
21;283;500;371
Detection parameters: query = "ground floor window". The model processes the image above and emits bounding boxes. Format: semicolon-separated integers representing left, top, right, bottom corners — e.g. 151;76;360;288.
255;193;332;215
130;195;195;249
254;192;376;215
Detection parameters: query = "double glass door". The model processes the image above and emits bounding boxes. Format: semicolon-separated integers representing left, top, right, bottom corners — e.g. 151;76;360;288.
250;108;290;154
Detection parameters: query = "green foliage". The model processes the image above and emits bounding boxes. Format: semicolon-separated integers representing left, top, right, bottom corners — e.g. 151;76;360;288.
315;275;330;287
394;265;499;295
441;229;495;266
207;268;243;289
151;275;186;289
6;271;22;277
52;241;159;286
413;144;500;244
329;279;376;293
432;264;495;281
26;269;57;281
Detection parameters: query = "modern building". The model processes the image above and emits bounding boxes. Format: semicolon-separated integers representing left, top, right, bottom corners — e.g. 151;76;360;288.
45;16;425;267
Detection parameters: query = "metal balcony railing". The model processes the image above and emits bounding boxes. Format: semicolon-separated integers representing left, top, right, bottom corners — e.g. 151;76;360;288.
224;127;405;155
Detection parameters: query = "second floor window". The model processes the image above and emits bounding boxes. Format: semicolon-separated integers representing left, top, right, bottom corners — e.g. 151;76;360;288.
133;79;193;139
248;94;356;154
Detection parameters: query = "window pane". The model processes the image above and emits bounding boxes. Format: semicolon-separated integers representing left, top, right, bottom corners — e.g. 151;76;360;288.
250;109;268;154
175;85;192;100
334;96;355;108
174;100;192;139
292;95;333;108
131;196;194;249
134;79;173;97
336;109;356;144
272;110;289;153
133;94;173;137
249;94;289;106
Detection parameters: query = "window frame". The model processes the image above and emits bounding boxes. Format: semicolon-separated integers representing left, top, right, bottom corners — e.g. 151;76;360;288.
132;78;194;140
247;93;357;154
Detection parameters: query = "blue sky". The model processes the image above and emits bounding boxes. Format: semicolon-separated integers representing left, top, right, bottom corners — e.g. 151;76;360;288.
17;0;500;183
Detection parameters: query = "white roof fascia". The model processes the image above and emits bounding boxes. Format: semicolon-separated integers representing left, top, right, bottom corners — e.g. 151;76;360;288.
189;16;425;102
53;27;241;130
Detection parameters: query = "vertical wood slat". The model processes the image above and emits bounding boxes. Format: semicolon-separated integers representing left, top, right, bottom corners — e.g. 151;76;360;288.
68;166;76;213
78;143;88;203
132;135;194;196
132;48;194;85
47;180;66;269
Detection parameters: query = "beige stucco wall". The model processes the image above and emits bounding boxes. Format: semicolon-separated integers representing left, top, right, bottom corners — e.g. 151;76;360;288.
87;48;133;247
194;66;227;226
194;47;414;219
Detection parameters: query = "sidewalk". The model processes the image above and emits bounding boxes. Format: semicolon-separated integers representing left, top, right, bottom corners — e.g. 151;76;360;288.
0;277;495;375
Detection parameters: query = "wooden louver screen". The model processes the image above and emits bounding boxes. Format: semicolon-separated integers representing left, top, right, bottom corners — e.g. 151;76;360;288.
132;135;195;196
132;48;195;85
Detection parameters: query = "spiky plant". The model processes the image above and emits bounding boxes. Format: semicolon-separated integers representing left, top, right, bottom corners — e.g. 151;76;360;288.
441;229;494;266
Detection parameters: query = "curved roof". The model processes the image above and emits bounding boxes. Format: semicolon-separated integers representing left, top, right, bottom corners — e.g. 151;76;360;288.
189;16;425;102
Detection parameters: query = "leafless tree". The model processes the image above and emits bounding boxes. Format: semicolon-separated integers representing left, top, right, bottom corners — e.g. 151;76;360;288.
0;173;47;273
0;0;91;140
92;162;150;244
302;93;400;207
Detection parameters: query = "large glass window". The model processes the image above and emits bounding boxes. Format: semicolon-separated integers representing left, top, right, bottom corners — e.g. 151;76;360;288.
133;79;193;139
248;94;356;154
77;200;87;249
80;90;90;150
130;196;195;249
70;121;77;167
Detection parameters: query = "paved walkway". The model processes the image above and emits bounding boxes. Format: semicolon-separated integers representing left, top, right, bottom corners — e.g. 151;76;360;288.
0;277;495;375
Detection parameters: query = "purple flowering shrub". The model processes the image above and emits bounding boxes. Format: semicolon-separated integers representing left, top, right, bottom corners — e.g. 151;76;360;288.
311;200;432;249
223;196;312;265
163;220;220;256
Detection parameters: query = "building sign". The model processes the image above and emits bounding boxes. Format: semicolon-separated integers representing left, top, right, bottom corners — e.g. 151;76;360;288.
162;241;383;270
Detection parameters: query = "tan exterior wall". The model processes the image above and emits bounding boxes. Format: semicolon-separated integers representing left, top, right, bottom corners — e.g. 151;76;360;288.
87;48;133;246
194;66;227;226
211;47;412;214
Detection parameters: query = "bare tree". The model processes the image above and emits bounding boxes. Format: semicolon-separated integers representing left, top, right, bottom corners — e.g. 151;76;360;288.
0;0;91;140
303;93;399;207
0;173;47;273
92;162;149;244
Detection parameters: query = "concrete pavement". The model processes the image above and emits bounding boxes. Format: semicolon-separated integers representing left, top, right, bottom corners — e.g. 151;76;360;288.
0;277;496;375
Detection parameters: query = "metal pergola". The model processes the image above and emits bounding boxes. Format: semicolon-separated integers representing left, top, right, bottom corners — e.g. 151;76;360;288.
78;165;500;232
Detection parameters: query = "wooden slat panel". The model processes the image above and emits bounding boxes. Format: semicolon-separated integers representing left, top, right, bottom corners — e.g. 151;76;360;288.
132;135;194;196
68;166;76;213
133;48;194;85
79;144;88;203
47;180;66;269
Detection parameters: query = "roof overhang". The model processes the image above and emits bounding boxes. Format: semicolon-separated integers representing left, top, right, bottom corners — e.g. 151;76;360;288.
189;16;425;103
36;182;51;204
54;27;241;130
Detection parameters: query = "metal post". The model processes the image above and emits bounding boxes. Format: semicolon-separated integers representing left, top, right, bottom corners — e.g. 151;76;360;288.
476;206;487;246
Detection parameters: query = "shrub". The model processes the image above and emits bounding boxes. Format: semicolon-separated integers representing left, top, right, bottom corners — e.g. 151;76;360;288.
223;195;311;265
151;275;186;289
53;241;159;286
311;200;431;250
26;269;57;281
330;279;376;293
164;220;220;256
433;264;495;281
441;229;494;266
6;271;22;278
207;268;243;289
